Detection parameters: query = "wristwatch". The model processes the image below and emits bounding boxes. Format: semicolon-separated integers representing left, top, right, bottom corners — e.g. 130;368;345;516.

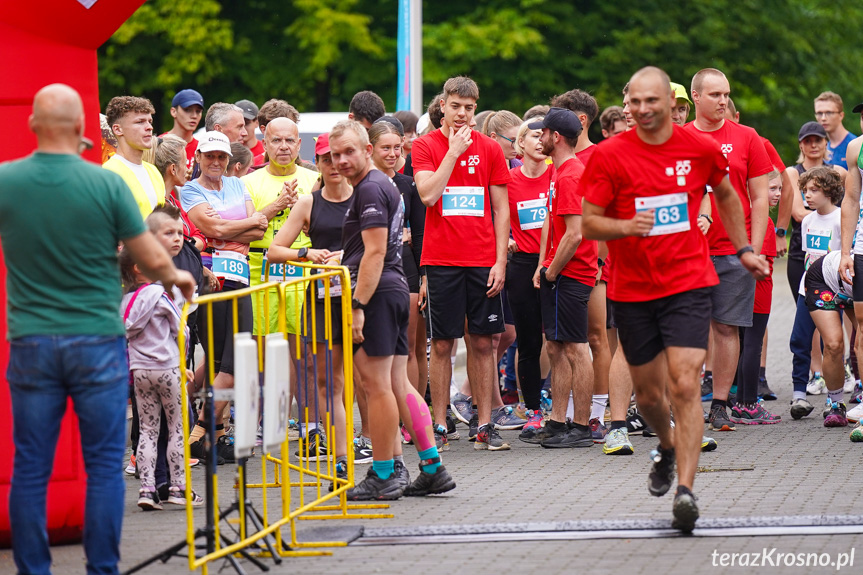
297;247;309;260
775;228;787;238
698;214;713;224
352;297;367;311
735;245;755;258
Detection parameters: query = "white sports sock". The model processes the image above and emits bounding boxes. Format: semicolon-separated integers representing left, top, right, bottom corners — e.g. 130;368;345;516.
793;391;807;401
591;394;608;421
828;388;844;404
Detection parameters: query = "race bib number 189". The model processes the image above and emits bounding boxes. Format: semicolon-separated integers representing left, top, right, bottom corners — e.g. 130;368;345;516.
635;192;690;237
213;250;250;285
441;187;484;217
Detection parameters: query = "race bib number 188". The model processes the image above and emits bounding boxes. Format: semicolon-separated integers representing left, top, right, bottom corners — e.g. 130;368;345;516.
635;192;690;237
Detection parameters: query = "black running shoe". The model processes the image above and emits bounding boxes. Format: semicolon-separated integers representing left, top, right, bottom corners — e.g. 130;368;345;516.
189;437;226;465
540;423;593;448
295;429;328;461
626;407;649;435
346;467;405;501
671;487;700;533
757;376;777;401
328;460;348;493
404;462;456;496
216;435;235;464
522;418;567;445
648;445;675;497
394;459;411;490
468;413;479;442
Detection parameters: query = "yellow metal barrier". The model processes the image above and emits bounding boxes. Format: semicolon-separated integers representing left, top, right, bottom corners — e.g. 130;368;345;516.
176;262;391;573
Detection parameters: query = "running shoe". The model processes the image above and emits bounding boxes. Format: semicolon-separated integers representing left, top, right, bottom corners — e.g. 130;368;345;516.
393;459;411;490
602;427;634;455
823;401;849;427
329;460;349;493
730;401;782;425
474;423;511;451
137;489;162;511
540;423;593;448
404;463;456;496
708;404;736;431
216;434;236;463
513;403;529;420
400;424;413;445
700;436;718;452
790;397;814;420
189;437;226;465
845;363;856;393
806;373;826;395
625;407;650;435
446;414;460;440
700;372;713;401
125;454;137;476
757;376;777;401
589;418;608;443
434;424;449;452
851;381;863;404
846;402;863;423
468;413;479;442
671;487;699;533
647;446;675;497
522;417;565;445
353;436;373;464
517;410;546;443
346;467;405;501
294;430;326;461
450;392;474;425
850;424;863;442
166;487;204;506
491;405;526;430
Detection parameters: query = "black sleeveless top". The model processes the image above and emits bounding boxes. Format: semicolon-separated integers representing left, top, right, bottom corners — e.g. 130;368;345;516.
308;188;352;252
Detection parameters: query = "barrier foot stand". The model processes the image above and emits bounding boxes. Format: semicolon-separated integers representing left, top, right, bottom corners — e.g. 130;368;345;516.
121;528;208;575
300;500;393;520
218;532;267;573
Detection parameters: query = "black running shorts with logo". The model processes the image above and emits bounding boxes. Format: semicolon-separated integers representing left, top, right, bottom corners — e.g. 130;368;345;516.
611;287;712;366
355;286;410;357
853;254;863;301
426;265;506;339
805;255;851;313
539;270;592;343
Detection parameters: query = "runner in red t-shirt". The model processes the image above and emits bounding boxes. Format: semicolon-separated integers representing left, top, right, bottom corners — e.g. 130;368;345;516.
520;108;597;448
581;67;769;533
684;68;772;434
413;76;512;451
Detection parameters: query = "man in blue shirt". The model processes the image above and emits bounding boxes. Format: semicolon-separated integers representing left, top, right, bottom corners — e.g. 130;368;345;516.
815;91;856;170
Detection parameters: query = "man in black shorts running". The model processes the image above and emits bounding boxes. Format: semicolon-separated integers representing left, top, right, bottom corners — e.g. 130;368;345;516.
582;67;768;532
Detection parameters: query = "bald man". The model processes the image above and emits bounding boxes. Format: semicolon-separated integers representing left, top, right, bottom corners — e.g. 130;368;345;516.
0;84;195;574
581;67;768;532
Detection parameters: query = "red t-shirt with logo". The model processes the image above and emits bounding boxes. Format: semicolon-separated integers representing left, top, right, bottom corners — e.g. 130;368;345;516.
507;165;553;255
543;157;597;286
762;137;786;172
683;120;772;256
582;126;726;302
754;217;776;314
412;129;512;267
159;132;198;171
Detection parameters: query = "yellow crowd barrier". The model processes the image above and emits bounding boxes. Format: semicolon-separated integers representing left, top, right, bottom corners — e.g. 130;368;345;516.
175;262;391;574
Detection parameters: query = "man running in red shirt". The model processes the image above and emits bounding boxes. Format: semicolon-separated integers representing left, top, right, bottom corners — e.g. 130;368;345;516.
685;68;772;432
413;76;512;451
582;66;768;532
528;107;598;448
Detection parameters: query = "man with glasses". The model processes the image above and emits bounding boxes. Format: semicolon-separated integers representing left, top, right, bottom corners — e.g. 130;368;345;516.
815;92;856;170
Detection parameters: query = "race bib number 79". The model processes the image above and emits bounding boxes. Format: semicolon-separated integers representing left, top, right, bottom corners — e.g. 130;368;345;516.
635;192;690;237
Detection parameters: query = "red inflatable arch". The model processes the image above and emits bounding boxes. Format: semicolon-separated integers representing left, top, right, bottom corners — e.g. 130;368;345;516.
0;0;145;547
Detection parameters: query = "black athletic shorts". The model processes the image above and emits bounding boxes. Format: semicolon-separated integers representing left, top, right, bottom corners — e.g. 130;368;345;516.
425;265;505;339
805;255;852;313
402;243;420;293
304;295;344;344
611;287;712;366
539;270;592;343
853;254;863;301
355;287;409;357
603;282;616;330
501;286;515;326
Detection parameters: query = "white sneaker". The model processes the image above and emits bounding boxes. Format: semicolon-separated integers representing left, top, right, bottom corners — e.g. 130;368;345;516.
807;374;826;395
846;402;863;423
844;365;856;393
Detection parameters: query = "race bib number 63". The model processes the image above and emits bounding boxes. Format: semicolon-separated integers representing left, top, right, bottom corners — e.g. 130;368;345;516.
635;192;690;237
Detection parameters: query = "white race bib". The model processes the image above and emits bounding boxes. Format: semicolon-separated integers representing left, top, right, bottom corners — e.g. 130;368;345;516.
212;250;249;285
315;274;342;300
517;198;547;230
805;228;832;256
635;192;690;237
441;187;484;217
261;252;303;282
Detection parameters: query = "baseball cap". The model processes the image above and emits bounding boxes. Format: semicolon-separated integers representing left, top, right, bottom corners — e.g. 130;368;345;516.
172;89;204;109
196;131;233;156
235;99;259;121
670;82;692;104
315;133;331;156
798;121;827;141
527;107;582;139
852;102;863;114
374;115;405;137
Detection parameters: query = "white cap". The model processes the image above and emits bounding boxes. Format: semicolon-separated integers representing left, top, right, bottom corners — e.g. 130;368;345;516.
196;131;232;156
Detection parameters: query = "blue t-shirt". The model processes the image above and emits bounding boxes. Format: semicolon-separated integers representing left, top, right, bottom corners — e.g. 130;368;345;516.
826;132;857;170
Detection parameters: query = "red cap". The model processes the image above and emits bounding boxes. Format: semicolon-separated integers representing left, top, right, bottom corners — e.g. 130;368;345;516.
315;133;331;156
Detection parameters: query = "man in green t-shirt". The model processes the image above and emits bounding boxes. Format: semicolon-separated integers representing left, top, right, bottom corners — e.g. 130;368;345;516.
0;83;195;575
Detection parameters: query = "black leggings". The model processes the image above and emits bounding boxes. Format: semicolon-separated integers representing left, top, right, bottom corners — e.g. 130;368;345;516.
787;258;805;303
198;281;253;377
737;312;770;405
505;253;543;410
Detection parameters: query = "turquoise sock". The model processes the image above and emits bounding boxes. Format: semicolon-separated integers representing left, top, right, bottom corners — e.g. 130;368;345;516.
372;459;394;480
418;447;441;474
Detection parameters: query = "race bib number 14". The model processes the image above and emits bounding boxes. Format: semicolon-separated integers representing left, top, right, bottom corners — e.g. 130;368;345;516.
635;192;690;237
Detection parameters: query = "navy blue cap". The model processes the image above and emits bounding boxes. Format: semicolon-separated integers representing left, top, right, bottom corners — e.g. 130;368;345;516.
172;89;204;109
527;107;583;139
798;121;826;141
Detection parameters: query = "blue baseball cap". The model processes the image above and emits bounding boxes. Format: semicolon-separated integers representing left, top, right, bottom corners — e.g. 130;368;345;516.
172;89;204;109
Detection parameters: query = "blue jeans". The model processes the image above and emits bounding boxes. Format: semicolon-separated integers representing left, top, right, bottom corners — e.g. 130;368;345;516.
790;295;817;394
7;335;129;575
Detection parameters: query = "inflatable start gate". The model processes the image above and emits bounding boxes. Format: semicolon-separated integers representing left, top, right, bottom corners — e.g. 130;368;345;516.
0;0;145;547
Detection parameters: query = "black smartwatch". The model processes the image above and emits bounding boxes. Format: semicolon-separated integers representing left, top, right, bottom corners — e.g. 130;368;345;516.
775;227;787;238
352;297;367;311
735;245;755;258
297;247;309;260
698;214;713;224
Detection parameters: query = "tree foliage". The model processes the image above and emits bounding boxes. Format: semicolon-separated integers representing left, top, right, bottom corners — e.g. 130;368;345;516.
99;0;863;161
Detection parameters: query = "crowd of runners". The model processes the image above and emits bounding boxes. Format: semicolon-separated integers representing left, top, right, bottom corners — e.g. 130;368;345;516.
5;62;863;573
